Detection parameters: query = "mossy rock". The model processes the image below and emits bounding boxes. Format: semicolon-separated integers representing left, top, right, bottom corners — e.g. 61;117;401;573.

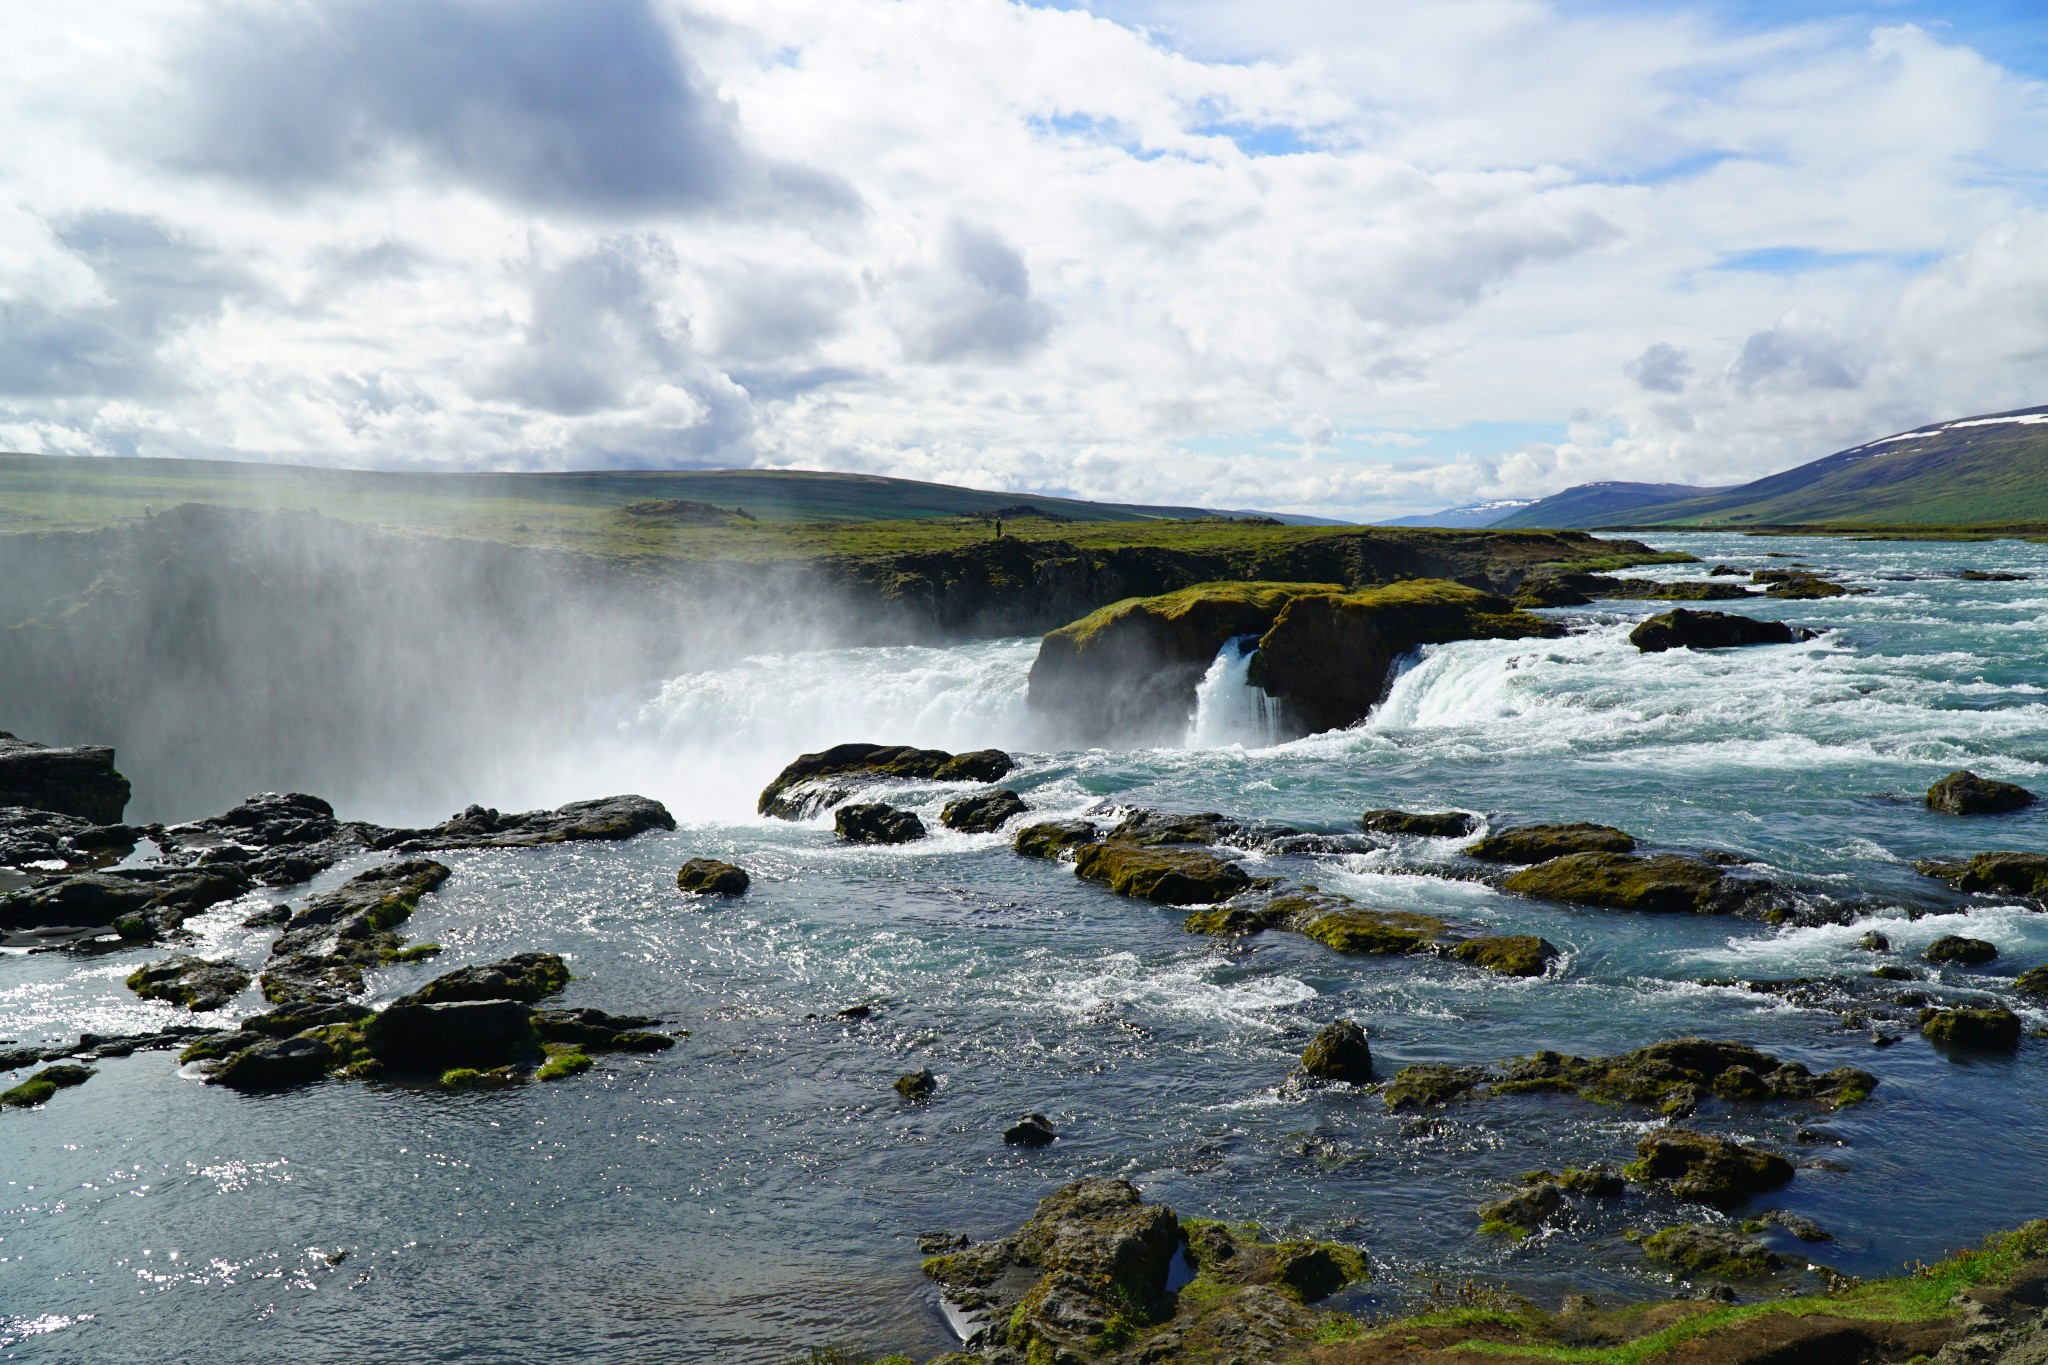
1523;1165;1626;1199
1643;1223;1786;1278
1924;934;1998;966
1183;903;1287;936
1477;1182;1563;1234
894;1068;937;1102
1872;964;1916;981
1464;823;1635;863
535;1049;593;1081
677;858;750;895
1072;840;1250;904
402;952;570;1006
1625;1129;1793;1206
1502;851;1772;916
2015;965;2048;999
1761;574;1848;599
834;803;927;845
1014;819;1099;860
0;1063;94;1109
1918;851;2048;898
1926;769;2036;815
1359;809;1478;838
758;742;1014;819
1491;1037;1874;1113
1302;908;1445;954
1921;1005;2021;1051
125;955;252;1011
1300;1021;1373;1083
1450;934;1559;977
1383;1063;1484;1111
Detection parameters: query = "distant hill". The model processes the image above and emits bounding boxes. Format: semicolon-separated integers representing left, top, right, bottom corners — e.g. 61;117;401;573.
0;454;1343;535
1378;498;1536;528
1494;405;2048;529
1486;482;1732;529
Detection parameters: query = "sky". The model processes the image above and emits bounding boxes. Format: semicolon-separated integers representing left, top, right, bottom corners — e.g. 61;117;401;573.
3;0;2046;519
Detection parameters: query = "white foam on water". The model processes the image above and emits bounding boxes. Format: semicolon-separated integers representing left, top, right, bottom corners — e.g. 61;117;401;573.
1022;950;1315;1033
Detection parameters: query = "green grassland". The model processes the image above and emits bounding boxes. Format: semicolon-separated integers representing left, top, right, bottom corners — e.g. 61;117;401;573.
0;452;1629;568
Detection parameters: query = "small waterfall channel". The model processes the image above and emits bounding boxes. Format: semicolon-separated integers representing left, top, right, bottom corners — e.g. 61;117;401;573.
1184;635;1283;748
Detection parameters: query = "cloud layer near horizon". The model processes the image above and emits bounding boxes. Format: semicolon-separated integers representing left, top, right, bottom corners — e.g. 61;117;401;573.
3;0;2045;517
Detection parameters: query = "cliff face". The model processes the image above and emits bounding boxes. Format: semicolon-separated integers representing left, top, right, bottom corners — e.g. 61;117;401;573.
1027;579;1562;746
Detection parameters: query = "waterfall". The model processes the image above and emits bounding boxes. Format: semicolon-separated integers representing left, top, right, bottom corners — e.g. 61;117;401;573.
1185;636;1282;748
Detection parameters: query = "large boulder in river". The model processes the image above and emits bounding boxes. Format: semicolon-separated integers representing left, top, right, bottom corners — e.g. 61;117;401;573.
126;956;252;1011
0;865;253;940
1504;852;1778;917
1917;851;2048;899
1361;808;1478;837
1014;819;1099;859
368;998;540;1071
0;733;131;823
399;952;569;1005
834;803;927;844
1451;934;1559;977
1301;1021;1373;1082
1072;840;1249;904
676;858;750;895
1925;769;2036;815
1920;1005;2021;1051
941;788;1029;832
1028;578;1559;744
757;742;1013;819
1630;609;1808;653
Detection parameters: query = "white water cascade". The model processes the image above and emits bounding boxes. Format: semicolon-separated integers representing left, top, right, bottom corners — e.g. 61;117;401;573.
1184;636;1283;748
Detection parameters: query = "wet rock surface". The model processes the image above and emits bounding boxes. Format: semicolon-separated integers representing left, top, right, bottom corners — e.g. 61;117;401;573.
920;1178;1364;1363
1465;823;1637;863
1072;840;1250;904
676;858;750;895
1626;1129;1795;1206
1924;934;1999;966
1503;851;1784;918
0;865;254;943
125;955;252;1011
377;795;676;851
1359;808;1478;837
1922;1005;2022;1051
258;860;452;1010
758;743;1013;819
1450;934;1560;977
1919;851;2048;899
1642;1223;1786;1278
941;788;1030;833
0;734;131;823
1630;608;1812;652
1926;769;2037;815
1014;819;1100;860
1300;1021;1373;1083
834;802;928;844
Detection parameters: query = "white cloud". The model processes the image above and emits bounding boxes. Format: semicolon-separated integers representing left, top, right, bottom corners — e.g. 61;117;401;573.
0;0;2044;514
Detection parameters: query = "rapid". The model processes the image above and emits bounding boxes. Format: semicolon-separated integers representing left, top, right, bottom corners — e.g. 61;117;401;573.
4;532;2047;1363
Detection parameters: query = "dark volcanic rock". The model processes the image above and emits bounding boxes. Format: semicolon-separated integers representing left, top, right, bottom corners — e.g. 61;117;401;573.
940;788;1030;833
1492;1038;1875;1114
1014;819;1100;859
157;792;378;884
530;1007;672;1052
260;860;450;1008
1478;1182;1563;1234
2016;965;2048;999
1300;1020;1373;1083
757;743;1013;819
369;998;539;1071
1003;1112;1058;1147
1925;770;2037;815
1923;934;1998;966
0;807;139;874
1451;934;1560;977
126;956;252;1011
1107;809;1245;846
211;1034;335;1090
0;734;131;823
1464;822;1635;862
676;858;750;895
382;795;674;850
834;803;927;844
1503;851;1781;917
0;865;253;939
1630;609;1806;653
1760;573;1849;599
1072;840;1250;904
1360;808;1479;837
398;952;569;1005
1626;1129;1793;1206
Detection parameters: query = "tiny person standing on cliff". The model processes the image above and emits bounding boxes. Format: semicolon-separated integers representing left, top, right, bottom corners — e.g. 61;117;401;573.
994;518;1002;538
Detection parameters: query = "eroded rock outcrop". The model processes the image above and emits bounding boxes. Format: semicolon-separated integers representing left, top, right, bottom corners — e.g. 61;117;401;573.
1028;579;1560;745
942;789;1030;833
126;956;252;1011
1917;851;2048;899
758;743;1014;819
0;865;254;943
1625;1129;1794;1206
835;803;927;845
1503;851;1783;918
1359;808;1477;837
1465;822;1636;863
1073;841;1250;904
378;796;675;850
676;858;750;895
0;733;131;823
257;860;452;1010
